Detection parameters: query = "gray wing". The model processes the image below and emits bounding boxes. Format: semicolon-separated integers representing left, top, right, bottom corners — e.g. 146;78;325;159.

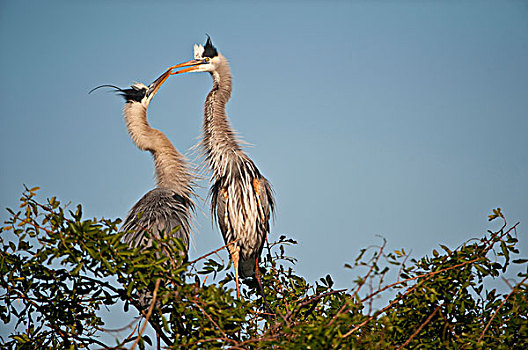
121;188;193;254
210;180;230;244
255;175;274;230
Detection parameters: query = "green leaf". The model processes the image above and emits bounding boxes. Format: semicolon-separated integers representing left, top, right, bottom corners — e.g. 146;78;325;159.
512;259;528;264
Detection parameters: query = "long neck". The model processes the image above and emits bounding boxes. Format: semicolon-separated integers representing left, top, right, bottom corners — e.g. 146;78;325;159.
201;55;247;179
123;103;192;195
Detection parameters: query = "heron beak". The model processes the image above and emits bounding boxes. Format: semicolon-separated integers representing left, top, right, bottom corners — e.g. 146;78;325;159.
147;68;172;98
168;59;206;75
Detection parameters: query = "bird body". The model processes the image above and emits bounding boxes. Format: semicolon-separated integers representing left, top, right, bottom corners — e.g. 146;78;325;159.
203;66;273;277
170;38;274;296
121;187;193;250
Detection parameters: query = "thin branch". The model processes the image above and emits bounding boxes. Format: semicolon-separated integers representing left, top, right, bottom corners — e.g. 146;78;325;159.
477;275;528;343
352;241;386;299
188;238;240;265
97;318;139;333
130;279;161;350
342;274;433;338
397;250;412;282
79;276;172;346
361;257;482;303
329;243;386;327
395;304;441;350
192;296;230;340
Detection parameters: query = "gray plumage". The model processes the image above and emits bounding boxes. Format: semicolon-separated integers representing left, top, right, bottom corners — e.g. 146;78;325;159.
99;69;195;258
121;188;193;252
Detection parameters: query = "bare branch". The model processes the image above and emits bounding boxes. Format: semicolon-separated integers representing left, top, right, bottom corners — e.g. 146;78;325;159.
477;275;528;343
130;279;161;350
395;304;441;350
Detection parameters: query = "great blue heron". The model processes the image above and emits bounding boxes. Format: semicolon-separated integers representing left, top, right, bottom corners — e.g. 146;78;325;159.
169;37;274;298
91;68;195;264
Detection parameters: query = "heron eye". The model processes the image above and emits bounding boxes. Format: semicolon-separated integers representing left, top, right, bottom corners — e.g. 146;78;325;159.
204;57;210;63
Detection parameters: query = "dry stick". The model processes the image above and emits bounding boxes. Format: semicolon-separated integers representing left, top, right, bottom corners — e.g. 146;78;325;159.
361;257;482;303
80;276;172;346
110;320;141;349
328;244;386;327
342;274;433;338
353;242;386;298
341;227;517;339
130;279;161;350
482;222;518;253
477;275;528;343
188;238;240;265
395;304;441;350
98;320;139;350
97;317;139;334
337;256;482;334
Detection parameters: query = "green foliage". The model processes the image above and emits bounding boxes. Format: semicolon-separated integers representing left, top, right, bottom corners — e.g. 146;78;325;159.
1;187;527;349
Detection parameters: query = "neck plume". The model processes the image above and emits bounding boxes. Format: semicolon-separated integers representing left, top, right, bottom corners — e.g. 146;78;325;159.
123;103;193;195
201;54;247;179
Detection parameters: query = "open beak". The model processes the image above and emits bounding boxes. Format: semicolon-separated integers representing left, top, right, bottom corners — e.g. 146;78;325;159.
147;67;173;98
168;59;206;75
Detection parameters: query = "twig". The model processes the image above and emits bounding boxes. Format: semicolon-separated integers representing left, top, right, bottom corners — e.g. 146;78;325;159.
353;241;386;299
342;274;433;338
296;289;346;321
361;257;482;303
79;276;172;346
395;304;441;350
192;296;229;339
329;243;386;327
477;275;528;343
130;279;161;350
188;238;240;265
97;318;139;333
397;250;412;282
337;256;482;334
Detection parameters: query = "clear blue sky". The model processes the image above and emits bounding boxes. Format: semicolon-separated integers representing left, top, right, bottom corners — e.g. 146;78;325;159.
1;0;527;297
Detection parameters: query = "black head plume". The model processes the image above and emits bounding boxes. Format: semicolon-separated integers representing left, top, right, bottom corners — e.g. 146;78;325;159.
88;84;122;95
203;35;218;58
89;84;147;103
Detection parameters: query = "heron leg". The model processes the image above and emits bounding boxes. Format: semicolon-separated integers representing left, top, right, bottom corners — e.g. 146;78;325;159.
228;244;241;299
255;256;272;315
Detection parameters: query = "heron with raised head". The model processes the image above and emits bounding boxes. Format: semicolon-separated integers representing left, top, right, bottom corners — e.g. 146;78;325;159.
168;37;275;298
91;68;195;262
91;68;195;349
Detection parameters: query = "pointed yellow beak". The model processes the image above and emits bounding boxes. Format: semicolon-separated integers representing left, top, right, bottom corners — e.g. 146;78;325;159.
148;68;173;98
168;59;206;75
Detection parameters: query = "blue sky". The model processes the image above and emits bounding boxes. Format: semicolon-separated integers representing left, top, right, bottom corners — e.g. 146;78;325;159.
1;0;527;300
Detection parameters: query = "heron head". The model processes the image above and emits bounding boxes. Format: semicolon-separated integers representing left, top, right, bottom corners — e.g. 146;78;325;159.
89;68;171;107
169;36;221;75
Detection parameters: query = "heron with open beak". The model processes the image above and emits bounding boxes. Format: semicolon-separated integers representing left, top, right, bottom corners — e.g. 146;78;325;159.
168;37;275;300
